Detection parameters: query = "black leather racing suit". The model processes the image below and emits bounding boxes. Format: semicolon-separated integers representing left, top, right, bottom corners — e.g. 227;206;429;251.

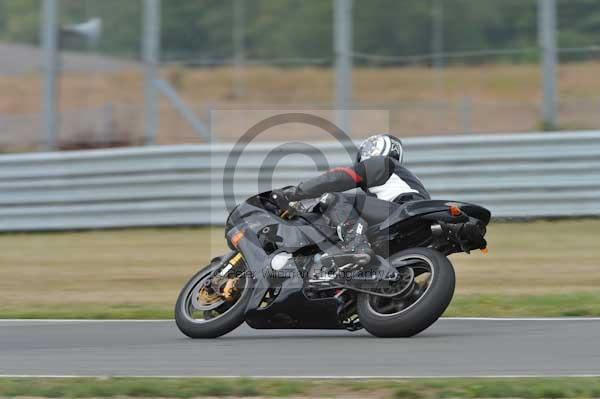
288;156;430;255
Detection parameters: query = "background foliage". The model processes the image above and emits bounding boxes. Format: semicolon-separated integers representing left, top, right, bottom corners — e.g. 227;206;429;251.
0;0;598;64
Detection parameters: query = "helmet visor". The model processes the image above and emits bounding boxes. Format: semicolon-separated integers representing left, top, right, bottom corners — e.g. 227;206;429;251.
359;135;388;161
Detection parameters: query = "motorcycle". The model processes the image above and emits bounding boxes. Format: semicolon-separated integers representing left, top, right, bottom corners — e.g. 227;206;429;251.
175;189;490;338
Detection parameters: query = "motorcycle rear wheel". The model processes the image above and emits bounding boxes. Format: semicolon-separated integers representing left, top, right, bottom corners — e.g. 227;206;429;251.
356;247;455;338
175;255;251;338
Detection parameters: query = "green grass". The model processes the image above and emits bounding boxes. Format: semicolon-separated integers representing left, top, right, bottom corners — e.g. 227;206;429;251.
2;292;600;319
446;292;600;317
2;377;600;398
0;304;173;320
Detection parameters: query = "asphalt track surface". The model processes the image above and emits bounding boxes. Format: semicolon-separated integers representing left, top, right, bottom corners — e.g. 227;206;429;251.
1;318;600;378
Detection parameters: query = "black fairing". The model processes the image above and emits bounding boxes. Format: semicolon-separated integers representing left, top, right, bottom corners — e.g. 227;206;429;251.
226;201;338;252
375;200;490;232
227;225;344;330
245;276;344;330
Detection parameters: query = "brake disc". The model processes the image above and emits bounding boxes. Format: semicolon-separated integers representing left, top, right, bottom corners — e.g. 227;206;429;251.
191;283;225;311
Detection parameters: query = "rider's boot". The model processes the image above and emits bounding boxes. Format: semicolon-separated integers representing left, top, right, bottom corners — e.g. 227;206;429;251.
321;218;374;271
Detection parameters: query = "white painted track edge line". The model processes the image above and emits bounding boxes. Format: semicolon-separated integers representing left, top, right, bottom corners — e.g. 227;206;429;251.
442;317;600;321
1;374;600;379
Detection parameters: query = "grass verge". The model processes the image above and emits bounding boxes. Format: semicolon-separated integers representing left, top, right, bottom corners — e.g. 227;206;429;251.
3;292;600;319
1;377;600;398
446;292;600;317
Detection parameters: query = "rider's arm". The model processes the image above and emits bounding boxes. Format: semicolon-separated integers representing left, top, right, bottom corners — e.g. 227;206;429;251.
291;156;394;199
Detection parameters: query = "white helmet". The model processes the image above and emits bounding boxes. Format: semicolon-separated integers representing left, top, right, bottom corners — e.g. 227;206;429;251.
357;134;404;163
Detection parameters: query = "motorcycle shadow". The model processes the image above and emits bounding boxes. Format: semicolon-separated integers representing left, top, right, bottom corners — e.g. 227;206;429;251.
179;330;462;340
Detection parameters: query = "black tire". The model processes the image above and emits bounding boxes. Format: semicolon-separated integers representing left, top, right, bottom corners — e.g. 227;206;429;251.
357;247;455;338
175;260;252;338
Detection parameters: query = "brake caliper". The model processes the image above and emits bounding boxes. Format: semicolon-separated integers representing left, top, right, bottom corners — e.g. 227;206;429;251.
223;278;240;301
201;253;244;304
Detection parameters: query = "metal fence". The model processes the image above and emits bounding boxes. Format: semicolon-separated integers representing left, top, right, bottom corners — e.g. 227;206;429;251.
2;0;600;151
1;130;599;231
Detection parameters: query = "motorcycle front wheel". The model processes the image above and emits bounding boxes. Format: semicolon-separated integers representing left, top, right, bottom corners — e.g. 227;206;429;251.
175;254;252;338
356;247;455;338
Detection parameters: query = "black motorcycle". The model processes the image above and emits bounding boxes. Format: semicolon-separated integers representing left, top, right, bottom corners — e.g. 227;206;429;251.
175;189;490;338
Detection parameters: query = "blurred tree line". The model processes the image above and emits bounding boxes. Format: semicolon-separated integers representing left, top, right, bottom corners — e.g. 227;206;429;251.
0;0;598;64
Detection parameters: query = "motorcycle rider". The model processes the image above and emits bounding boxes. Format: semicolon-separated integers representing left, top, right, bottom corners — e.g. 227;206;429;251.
271;134;430;270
